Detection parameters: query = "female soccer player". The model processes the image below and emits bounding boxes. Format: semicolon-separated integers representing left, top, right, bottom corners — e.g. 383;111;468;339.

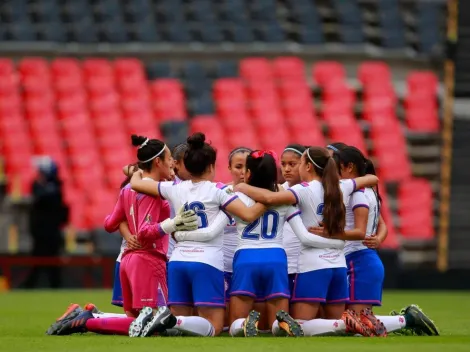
223;147;252;329
279;144;306;295
127;133;267;337
227;150;348;337
234;146;380;336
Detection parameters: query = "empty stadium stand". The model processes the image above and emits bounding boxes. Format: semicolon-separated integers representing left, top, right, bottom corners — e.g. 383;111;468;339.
0;56;441;253
0;0;444;263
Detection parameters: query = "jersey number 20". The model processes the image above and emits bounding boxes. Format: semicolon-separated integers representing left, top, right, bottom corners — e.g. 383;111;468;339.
242;210;279;240
184;201;208;228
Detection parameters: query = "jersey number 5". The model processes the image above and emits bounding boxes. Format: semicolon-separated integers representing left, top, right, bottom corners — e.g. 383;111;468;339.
184;201;208;228
242;210;279;240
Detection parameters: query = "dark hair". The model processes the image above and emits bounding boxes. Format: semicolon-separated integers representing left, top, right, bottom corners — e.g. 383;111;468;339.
184;132;217;177
365;158;382;209
304;146;345;235
335;146;367;176
245;151;278;192
228;146;252;166
131;134;167;172
172;143;188;161
120;164;138;189
326;142;348;153
282;144;307;157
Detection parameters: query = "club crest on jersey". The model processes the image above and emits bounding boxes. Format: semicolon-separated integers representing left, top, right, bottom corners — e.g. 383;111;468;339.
146;214;152;223
225;188;234;195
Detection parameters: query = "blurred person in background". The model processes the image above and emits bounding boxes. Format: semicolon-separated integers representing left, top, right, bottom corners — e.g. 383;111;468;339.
23;157;69;289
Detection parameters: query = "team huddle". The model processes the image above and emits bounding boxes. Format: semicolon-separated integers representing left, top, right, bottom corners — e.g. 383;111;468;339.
46;132;439;338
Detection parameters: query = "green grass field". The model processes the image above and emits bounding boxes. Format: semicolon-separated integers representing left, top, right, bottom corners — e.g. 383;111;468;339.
1;290;469;352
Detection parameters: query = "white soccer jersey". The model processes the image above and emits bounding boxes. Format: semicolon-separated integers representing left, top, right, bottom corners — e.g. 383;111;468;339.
222;185;238;273
158;180;237;271
116;239;127;262
234;192;300;251
344;187;380;256
288;179;356;272
167;176;183;260
281;181;301;274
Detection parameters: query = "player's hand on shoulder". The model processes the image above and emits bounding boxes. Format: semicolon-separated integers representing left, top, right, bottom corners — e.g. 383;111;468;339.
308;223;328;238
233;182;247;193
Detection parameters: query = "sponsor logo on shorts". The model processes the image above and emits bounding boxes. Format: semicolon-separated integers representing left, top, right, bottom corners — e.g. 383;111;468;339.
177;318;183;326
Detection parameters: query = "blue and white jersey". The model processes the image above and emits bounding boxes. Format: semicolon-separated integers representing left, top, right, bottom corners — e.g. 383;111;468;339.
223;185;238;273
158;180;237;271
116;239;127;262
234;192;300;251
281;181;301;274
167;176;183;260
344;187;380;256
288;179;356;272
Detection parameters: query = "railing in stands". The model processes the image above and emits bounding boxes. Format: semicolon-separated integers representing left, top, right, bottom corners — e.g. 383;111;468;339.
437;0;458;272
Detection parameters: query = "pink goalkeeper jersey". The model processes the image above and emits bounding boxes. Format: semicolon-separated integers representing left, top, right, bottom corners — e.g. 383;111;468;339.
104;181;170;261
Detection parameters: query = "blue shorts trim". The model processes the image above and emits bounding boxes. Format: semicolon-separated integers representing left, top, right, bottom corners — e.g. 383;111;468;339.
111;261;123;307
291;267;348;304
230;248;290;302
168;261;225;307
224;272;232;303
347;249;384;306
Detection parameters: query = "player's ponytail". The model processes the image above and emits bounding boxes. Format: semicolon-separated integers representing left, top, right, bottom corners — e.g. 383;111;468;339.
246;150;278;192
305;147;345;236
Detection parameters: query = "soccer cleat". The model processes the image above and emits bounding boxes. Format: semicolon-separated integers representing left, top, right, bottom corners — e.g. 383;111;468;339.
57;309;94;335
276;310;304;337
389;310;415;335
46;303;82;335
360;308;387;337
129;307;155;337
141;306;177;337
342;309;375;337
243;310;261;337
84;303;103;315
403;304;440;336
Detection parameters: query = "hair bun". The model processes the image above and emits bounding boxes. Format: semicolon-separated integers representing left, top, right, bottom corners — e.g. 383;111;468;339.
131;134;148;147
187;132;205;149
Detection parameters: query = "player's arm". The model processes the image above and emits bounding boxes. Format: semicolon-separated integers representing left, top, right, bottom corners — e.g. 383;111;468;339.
174;211;229;242
129;170;160;197
288;211;345;249
225;198;267;223
363;215;387;249
234;183;297;206
139;205;198;240
104;192;126;233
353;175;379;191
119;222;141;250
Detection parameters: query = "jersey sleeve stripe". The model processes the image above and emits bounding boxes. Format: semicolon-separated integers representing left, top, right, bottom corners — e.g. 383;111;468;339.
286;210;301;222
352;204;369;211
157;182;166;200
157;223;167;236
221;209;233;222
288;189;299;205
351;179;357;192
221;195;238;209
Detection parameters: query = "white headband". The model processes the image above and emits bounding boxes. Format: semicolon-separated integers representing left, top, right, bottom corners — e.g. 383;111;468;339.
140;144;167;163
306;149;324;169
138;138;149;149
326;144;339;152
283;147;303;156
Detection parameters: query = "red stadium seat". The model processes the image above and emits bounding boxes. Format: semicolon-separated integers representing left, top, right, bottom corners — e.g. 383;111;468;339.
51;58;81;76
273;57;305;81
329;125;367;156
357;61;391;86
226;128;261;150
398;178;434;240
18;57;49;77
322;81;355;107
240;57;273;81
83;58;113;77
312;61;345;86
213;79;245;101
190;115;226;146
377;184;399;249
0;58;15;76
406;107;440;132
407;71;438;94
114;58;145;77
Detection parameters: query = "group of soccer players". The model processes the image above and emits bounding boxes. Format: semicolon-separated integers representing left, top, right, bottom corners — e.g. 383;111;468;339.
46;132;439;338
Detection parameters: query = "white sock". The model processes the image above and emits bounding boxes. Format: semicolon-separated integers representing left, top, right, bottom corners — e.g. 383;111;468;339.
302;319;346;336
229;318;245;337
92;313;127;319
376;315;406;332
174;316;215;336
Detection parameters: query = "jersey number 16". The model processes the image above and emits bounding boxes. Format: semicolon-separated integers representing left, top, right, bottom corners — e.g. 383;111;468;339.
184;201;208;228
